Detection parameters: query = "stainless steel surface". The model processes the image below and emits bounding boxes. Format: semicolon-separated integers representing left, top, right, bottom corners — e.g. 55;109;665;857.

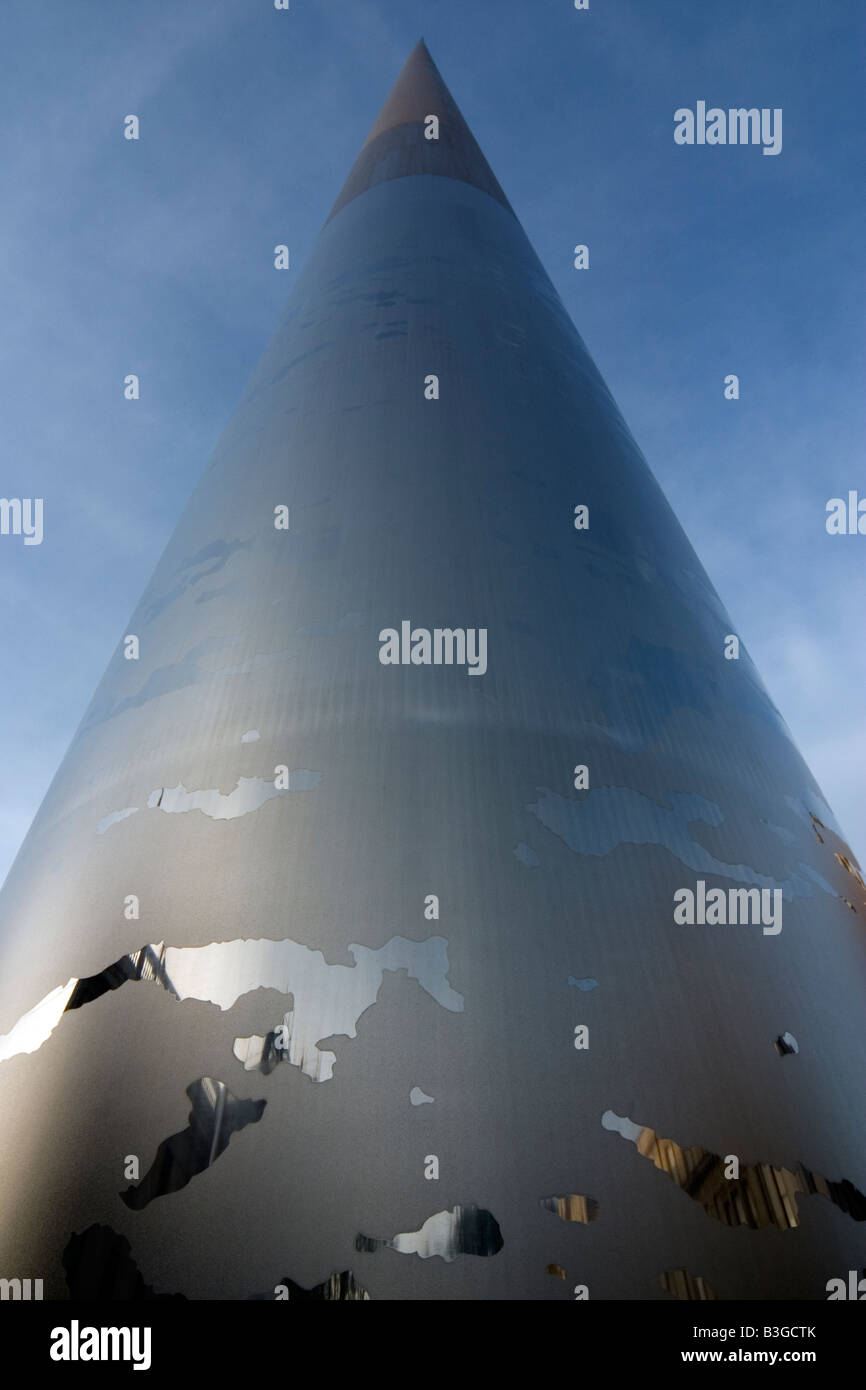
0;40;864;1299
355;1207;504;1262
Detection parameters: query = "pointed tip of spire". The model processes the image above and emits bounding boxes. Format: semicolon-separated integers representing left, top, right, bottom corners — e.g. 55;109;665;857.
359;37;454;150
325;40;513;223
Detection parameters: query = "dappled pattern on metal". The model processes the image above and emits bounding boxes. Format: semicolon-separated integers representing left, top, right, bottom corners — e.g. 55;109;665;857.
1;39;864;1301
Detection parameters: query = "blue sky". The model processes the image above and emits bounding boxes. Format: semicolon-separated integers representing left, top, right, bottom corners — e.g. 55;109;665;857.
0;0;863;882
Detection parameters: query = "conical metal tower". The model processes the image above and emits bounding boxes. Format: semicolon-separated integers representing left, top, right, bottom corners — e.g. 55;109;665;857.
1;41;864;1301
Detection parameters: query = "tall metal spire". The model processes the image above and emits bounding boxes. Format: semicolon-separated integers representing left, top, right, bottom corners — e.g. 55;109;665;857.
0;39;864;1304
328;38;513;220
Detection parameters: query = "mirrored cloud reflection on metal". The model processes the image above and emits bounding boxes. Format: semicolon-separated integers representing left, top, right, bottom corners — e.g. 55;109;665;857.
529;787;836;901
355;1207;504;1262
147;772;320;818
96;771;321;836
602;1110;866;1228
0;936;464;1084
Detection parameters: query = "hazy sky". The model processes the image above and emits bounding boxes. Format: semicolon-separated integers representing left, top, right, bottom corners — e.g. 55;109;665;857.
0;0;863;884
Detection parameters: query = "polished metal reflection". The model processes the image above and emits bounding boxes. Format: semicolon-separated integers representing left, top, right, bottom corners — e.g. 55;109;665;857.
232;1012;296;1077
529;787;835;900
1;36;864;1304
796;805;866;909
254;1270;371;1300
540;1194;599;1223
834;853;865;889
0;943;170;1062
147;773;318;819
355;1206;503;1262
226;936;462;1081
65;1224;370;1300
121;1078;266;1211
661;1269;718;1301
96;770;322;836
603;1110;866;1228
0;935;463;1080
409;1087;434;1106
